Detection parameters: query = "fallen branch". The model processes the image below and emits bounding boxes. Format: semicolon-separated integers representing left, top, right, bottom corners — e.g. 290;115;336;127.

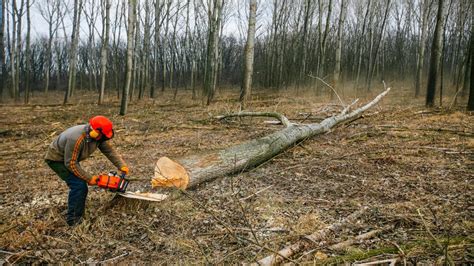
96;252;130;264
255;206;369;265
239;185;273;201
329;227;388;251
417;209;454;265
299;227;392;262
308;74;346;106
354;258;398;266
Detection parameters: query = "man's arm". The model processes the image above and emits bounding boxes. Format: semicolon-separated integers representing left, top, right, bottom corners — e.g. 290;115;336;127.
98;141;127;170
64;134;93;182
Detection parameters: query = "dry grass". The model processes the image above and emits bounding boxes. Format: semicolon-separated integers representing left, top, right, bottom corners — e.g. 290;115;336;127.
0;85;472;264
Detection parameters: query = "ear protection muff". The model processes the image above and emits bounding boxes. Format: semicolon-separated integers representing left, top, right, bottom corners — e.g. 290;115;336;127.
89;128;101;139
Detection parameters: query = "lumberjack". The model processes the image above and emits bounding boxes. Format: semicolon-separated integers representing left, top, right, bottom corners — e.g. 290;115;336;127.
45;115;129;226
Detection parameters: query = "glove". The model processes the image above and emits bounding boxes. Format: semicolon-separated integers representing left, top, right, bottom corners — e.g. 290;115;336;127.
88;175;100;185
120;166;129;175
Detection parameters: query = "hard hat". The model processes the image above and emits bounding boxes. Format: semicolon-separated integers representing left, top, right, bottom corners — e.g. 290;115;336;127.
89;115;114;139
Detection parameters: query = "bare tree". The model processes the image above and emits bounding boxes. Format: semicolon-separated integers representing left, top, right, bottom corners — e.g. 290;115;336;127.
83;0;99;92
140;0;152;100
333;0;347;90
467;17;473;111
203;0;224;105
98;0;111;105
239;0;257;109
426;0;445;107
0;0;5;101
13;0;25;101
366;0;391;91
24;0;31;103
152;0;165;98
415;0;432;97
64;0;83;104
317;0;333;81
120;0;136;115
354;0;372;90
38;0;60;93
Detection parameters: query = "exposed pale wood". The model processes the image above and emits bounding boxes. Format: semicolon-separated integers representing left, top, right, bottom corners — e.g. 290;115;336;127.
118;192;168;202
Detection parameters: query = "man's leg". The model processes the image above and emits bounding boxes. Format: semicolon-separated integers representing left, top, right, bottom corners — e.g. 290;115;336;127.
64;173;88;226
45;160;71;181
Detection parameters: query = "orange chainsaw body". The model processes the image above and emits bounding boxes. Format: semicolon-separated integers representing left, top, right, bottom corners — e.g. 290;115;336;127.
97;172;129;193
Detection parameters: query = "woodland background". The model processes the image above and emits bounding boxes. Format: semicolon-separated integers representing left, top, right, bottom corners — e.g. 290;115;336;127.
0;0;473;264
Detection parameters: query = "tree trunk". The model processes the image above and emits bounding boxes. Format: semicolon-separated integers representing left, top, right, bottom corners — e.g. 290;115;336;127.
64;0;83;104
10;0;17;99
426;0;445;107
467;22;474;111
120;0;136;115
150;88;390;190
333;0;347;90
317;0;332;82
0;0;5;102
203;0;223;105
354;0;372;90
415;0;431;97
239;0;257;110
99;0;111;105
152;0;163;99
142;0;151;100
367;0;391;92
24;0;31;104
14;0;24;101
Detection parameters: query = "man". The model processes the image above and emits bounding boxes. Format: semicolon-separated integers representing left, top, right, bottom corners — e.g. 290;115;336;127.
45;115;129;226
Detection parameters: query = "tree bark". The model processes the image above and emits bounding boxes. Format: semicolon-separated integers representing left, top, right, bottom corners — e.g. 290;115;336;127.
467;22;474;111
354;0;372;90
151;88;390;190
64;0;83;104
415;0;431;97
333;0;347;90
0;0;5;102
152;0;163;99
317;0;332;82
24;0;31;104
239;0;257;109
426;0;445;107
141;0;151;100
203;0;223;105
99;0;111;105
120;0;136;115
14;0;24;101
367;0;391;92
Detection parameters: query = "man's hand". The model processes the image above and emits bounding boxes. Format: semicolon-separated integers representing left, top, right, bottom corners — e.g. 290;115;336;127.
120;166;129;175
88;175;100;185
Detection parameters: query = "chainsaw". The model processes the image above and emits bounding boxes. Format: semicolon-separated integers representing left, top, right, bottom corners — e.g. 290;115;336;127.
97;171;130;193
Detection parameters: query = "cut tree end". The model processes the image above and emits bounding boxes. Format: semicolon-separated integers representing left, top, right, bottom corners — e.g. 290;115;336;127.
151;156;189;190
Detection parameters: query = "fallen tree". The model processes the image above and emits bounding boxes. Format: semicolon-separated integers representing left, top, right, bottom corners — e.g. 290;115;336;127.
150;88;390;190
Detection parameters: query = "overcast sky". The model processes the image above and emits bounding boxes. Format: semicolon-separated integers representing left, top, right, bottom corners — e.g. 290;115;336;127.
3;0;257;43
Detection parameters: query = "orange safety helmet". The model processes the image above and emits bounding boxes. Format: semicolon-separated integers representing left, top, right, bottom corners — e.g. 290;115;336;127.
89;116;114;139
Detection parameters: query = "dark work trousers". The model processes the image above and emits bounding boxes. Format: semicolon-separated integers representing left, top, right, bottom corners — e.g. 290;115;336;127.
45;160;88;226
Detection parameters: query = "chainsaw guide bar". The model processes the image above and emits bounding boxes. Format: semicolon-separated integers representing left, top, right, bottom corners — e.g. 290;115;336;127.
118;191;169;202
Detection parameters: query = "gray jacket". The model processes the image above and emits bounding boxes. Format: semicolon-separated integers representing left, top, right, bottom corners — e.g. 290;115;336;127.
45;124;126;182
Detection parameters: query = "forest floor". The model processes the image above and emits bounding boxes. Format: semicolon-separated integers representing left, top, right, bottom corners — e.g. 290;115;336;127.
0;87;473;264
